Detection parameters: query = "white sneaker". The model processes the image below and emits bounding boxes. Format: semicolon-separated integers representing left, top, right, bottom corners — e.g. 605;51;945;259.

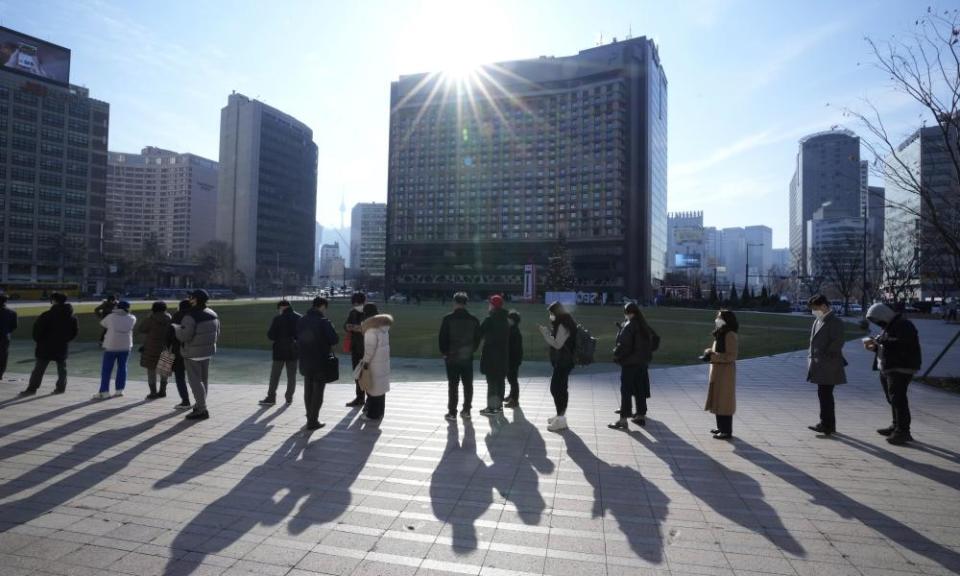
91;392;110;400
547;416;568;431
547;415;559;424
112;391;125;397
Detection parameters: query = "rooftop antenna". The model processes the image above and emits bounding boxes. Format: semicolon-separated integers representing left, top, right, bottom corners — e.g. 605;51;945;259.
339;194;346;230
597;32;603;46
627;24;632;40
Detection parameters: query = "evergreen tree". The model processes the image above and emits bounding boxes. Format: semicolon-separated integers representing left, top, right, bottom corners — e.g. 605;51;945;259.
728;284;739;307
760;285;770;306
545;235;576;291
709;284;719;304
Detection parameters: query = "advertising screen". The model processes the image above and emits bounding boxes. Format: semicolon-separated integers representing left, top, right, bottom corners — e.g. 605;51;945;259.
0;27;70;85
674;253;701;268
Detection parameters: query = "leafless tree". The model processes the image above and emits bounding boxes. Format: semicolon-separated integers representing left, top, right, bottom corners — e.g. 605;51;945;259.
813;233;864;315
881;221;923;303
847;8;960;266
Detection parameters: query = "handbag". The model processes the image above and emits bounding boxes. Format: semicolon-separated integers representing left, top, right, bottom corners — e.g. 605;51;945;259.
156;348;176;378
353;361;373;392
323;353;340;384
342;331;352;354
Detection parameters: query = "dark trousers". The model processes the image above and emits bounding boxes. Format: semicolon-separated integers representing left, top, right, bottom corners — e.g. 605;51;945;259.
880;372;912;433
818;384;836;432
0;337;9;378
351;351;365;402
550;364;573;415
28;358;67;392
304;375;326;426
267;359;297;401
619;364;649;418
173;360;190;403
506;365;520;403
445;359;473;413
486;374;505;410
366;394;385;419
715;414;733;434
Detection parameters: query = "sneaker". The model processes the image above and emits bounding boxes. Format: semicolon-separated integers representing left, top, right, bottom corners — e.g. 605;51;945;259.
504;400;519;408
112;391;125;398
91;392;110;400
346;398;364;407
547;415;557;424
173;401;192;410
807;423;833;436
607;420;629;430
631;417;646;427
479;408;499;416
876;426;895;436
460;410;471;420
444;413;457;422
185;410;209;420
258;397;276;406
547;415;567;431
52;388;65;395
712;432;732;440
285;396;293;404
146;393;161;400
305;422;325;431
17;389;36;397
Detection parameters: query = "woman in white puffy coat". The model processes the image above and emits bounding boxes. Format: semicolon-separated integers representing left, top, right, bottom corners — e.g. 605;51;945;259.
360;303;392;421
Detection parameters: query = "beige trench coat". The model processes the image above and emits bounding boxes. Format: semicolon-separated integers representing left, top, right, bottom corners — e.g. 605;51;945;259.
704;331;738;416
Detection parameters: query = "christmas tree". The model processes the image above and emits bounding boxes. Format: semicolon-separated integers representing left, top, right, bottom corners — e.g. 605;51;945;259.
545;235;576;291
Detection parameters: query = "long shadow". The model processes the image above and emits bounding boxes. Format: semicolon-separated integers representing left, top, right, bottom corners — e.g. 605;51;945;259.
430;419;487;553
733;440;960;574
162;410;378;575
562;429;667;564
637;421;805;557
0;411;189;532
154;404;289;489
0;393;48;409
0;399;98;436
0;400;148;462
486;407;554;526
908;441;960;465
834;434;960;492
162;430;312;576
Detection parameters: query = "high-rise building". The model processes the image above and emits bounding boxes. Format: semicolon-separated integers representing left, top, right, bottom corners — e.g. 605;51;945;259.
106;147;217;262
386;37;668;300
0;27;109;293
884;126;959;299
789;129;861;276
666;211;704;272
744;225;773;290
350;202;386;277
806;202;864;287
216;93;317;290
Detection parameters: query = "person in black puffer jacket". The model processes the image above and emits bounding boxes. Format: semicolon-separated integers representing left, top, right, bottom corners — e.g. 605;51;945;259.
439;292;481;420
864;303;922;445
260;300;302;406
609;302;658;430
20;292;78;396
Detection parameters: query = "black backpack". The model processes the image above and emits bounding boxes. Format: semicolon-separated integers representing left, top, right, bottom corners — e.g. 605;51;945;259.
573;324;597;366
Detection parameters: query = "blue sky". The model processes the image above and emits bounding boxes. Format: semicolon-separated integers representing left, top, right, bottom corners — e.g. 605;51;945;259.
1;0;933;246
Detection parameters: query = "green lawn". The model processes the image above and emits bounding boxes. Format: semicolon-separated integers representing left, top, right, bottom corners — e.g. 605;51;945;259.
10;300;855;365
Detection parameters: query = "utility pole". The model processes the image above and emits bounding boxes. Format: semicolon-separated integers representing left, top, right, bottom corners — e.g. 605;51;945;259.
745;242;764;296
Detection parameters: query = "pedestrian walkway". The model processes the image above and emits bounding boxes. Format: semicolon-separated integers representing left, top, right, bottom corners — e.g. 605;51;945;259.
0;339;957;576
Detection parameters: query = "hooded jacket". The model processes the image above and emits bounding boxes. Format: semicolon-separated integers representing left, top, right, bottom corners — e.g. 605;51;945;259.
361;314;393;396
33;303;79;361
175;306;220;359
101;309;137;352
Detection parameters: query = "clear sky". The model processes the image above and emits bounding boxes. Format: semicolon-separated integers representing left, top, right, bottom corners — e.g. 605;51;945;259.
0;0;934;246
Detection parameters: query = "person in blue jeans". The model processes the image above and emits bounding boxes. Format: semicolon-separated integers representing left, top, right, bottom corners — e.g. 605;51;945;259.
94;300;137;399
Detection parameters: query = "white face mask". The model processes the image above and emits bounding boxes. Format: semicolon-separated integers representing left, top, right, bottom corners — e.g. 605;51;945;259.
354;305;363;312
813;309;825;319
549;314;556;322
624;315;632;323
715;319;725;329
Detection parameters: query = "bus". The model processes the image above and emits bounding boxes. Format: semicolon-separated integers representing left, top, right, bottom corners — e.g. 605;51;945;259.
0;282;81;300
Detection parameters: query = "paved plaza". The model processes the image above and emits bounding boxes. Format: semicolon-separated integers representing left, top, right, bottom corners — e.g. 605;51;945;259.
0;326;958;576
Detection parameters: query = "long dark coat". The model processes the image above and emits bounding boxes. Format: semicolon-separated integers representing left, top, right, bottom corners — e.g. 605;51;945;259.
139;311;172;369
479;308;510;378
33;303;79;361
806;312;847;386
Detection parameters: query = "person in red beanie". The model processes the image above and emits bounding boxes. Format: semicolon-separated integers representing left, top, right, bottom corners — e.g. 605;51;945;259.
478;294;510;416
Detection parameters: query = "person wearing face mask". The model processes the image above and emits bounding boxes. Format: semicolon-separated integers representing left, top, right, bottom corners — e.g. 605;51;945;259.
805;294;847;437
864;303;922;445
344;292;368;407
609;302;658;430
478;294;510;416
703;309;738;439
539;301;578;431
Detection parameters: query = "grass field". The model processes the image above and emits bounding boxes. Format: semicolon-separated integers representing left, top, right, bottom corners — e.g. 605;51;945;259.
8;300;857;365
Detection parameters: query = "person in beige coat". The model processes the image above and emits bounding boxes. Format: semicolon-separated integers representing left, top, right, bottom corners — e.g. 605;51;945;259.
703;309;739;439
359;303;392;422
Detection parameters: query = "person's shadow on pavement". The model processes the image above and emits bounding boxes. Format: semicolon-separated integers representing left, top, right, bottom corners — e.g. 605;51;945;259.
486;407;554;526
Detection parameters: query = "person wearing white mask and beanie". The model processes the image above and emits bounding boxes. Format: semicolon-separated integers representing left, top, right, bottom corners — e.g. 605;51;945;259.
806;294;847;436
864;302;922;445
344;292;368;407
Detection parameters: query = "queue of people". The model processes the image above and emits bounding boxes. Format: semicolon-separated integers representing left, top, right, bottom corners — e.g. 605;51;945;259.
7;289;926;446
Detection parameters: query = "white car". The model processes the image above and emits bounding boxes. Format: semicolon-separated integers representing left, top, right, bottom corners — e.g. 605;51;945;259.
388;294;408;304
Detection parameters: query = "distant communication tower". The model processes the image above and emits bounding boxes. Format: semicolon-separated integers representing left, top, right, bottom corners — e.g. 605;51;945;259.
339;194;346;230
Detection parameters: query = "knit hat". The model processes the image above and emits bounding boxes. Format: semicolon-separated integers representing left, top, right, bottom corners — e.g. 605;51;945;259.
866;303;896;325
489;294;504;309
116;300;131;311
189;289;210;304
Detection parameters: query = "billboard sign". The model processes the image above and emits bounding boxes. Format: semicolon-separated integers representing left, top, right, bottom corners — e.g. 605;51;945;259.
674;253;701;268
0;27;70;85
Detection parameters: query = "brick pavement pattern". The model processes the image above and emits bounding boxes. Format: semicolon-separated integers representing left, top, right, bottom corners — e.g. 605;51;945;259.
0;338;958;576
